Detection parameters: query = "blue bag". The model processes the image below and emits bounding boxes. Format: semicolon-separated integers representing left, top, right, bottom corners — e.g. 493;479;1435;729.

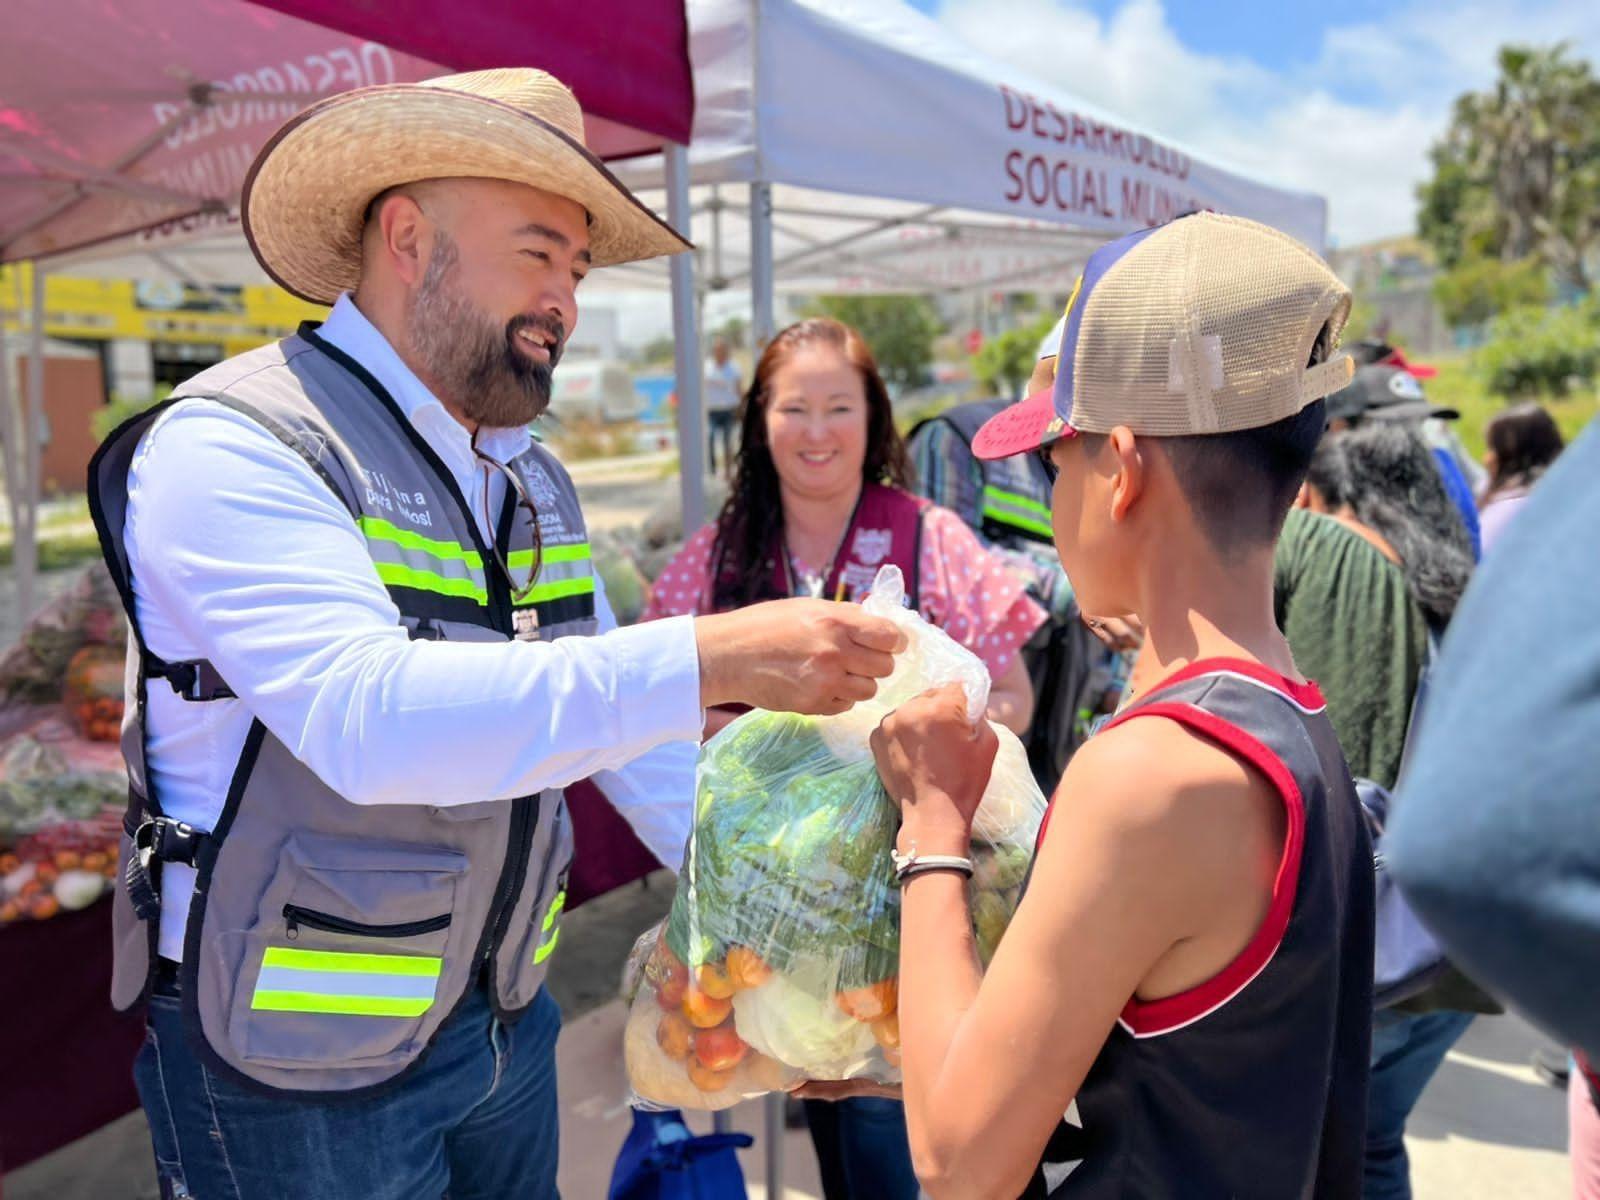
608;1107;753;1200
1358;633;1447;1008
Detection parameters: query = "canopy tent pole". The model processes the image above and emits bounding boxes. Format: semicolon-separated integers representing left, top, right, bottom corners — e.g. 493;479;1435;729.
665;142;705;532
749;181;776;345
720;202;944;291
13;264;45;622
0;276;25;620
708;185;725;289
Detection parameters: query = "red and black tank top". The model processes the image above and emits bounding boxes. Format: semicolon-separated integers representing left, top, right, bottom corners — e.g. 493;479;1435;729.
1022;659;1375;1199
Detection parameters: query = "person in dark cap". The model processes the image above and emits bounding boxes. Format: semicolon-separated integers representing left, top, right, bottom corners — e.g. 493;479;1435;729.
1326;364;1481;558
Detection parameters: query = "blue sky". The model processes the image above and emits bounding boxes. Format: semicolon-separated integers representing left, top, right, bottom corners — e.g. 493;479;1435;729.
911;0;1396;76
905;0;1600;244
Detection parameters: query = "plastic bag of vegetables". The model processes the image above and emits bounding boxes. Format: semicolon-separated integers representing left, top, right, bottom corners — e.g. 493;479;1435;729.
623;566;1046;1110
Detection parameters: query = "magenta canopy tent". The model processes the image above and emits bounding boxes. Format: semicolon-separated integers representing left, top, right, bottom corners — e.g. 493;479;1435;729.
0;0;693;261
0;0;708;633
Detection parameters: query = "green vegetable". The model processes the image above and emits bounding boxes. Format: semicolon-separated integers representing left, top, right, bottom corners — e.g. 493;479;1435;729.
973;843;1030;891
972;890;1012;966
664;707;1045;998
0;737;121;840
666;711;900;984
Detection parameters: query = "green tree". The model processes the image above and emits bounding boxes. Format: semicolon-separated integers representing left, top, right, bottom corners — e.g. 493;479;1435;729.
1417;44;1600;290
971;311;1059;399
1476;296;1600;398
637;336;678;367
91;386;174;442
807;295;942;392
1433;255;1553;326
712;316;747;351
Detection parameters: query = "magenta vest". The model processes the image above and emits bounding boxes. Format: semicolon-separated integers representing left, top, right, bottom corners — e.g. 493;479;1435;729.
760;482;927;607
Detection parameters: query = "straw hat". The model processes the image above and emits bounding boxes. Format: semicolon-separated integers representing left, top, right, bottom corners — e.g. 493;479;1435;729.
242;68;690;305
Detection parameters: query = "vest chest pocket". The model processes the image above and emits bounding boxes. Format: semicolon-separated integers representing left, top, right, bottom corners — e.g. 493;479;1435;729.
221;833;468;1069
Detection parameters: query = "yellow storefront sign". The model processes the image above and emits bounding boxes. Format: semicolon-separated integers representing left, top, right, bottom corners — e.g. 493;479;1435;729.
0;262;326;359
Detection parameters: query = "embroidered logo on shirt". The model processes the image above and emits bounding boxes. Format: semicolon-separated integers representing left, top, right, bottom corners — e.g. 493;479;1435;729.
852;527;893;566
520;462;561;509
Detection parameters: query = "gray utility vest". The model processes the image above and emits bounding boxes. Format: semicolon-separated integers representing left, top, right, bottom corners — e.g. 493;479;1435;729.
88;325;594;1096
910;399;1055;546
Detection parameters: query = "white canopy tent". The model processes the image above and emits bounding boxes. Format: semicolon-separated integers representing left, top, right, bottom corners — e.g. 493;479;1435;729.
598;0;1326;319
10;0;1329;568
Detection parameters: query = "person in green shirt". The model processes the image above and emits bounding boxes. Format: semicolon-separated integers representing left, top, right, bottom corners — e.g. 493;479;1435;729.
1274;503;1426;790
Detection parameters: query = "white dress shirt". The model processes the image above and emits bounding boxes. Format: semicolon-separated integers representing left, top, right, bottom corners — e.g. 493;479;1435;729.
127;295;702;961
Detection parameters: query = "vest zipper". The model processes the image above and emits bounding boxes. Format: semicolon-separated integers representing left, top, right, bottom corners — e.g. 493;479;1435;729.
282;904;451;940
482;481;537;976
528;803;569;905
261;330;547;995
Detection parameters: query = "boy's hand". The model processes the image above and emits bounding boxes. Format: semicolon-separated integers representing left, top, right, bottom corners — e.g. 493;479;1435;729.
789;1079;904;1102
871;684;998;849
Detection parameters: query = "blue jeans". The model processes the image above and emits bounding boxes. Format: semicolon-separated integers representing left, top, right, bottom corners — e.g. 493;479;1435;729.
1363;1009;1475;1200
805;1096;919;1200
134;969;562;1200
707;409;737;474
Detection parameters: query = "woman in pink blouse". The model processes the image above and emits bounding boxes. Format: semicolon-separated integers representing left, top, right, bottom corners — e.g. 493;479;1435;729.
644;316;1046;1200
644;317;1046;740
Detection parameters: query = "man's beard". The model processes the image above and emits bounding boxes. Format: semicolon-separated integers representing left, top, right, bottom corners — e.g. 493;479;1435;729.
407;232;565;428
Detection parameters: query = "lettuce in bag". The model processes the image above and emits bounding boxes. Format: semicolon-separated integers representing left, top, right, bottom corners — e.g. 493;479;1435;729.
623;567;1048;1110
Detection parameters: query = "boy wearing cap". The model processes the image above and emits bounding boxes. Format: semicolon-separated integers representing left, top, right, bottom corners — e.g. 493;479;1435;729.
868;214;1375;1198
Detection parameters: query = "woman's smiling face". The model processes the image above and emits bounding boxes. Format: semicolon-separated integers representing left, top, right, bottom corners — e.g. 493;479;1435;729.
763;343;870;503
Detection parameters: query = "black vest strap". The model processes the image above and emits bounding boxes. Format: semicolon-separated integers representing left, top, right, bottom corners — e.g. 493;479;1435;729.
145;654;235;702
123;811;213;921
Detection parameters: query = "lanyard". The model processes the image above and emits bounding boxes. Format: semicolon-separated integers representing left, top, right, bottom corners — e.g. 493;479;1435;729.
780;488;865;602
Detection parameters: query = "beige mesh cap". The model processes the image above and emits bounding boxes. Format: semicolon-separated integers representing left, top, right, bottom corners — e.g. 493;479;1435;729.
242;68;691;306
973;213;1354;460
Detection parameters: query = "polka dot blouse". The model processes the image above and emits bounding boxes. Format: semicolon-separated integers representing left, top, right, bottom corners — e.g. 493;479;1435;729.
642;504;1048;679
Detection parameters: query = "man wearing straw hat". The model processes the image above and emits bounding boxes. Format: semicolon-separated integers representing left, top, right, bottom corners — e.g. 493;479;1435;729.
88;69;904;1198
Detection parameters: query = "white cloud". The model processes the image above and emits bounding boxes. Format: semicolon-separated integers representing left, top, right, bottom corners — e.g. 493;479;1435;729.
935;0;1600;245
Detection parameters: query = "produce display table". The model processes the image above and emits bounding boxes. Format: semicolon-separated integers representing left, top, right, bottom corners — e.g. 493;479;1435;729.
0;774;657;1175
0;896;143;1172
0;558;663;1171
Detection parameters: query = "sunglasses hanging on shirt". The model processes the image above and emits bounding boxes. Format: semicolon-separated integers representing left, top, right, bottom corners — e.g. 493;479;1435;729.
474;448;543;603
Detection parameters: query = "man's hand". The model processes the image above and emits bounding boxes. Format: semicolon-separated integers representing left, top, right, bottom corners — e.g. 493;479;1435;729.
694;599;905;715
871;684;998;851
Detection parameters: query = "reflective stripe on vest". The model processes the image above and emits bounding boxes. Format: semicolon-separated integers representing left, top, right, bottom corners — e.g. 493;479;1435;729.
510;543;596;633
360;517;597;611
360;515;491;605
250;946;442;1018
508;542;595;605
533;888;566;965
982;485;1054;540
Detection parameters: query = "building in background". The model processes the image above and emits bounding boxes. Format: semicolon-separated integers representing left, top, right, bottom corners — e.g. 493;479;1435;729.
1327;238;1450;354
